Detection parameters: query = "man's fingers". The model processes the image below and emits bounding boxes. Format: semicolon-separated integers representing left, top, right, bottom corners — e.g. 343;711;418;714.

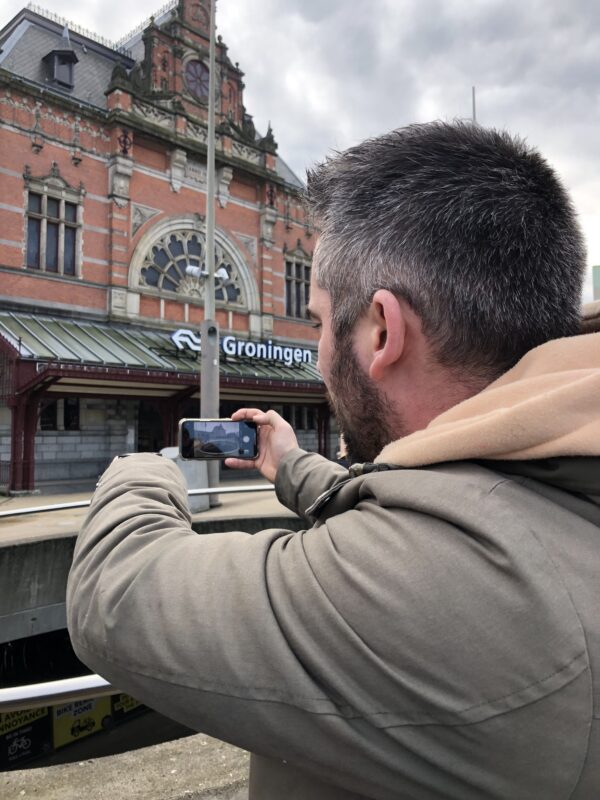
230;407;263;421
231;408;287;428
224;457;258;470
260;409;289;428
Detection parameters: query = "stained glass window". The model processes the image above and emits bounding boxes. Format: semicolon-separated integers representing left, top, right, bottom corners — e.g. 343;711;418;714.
140;230;244;307
185;60;210;100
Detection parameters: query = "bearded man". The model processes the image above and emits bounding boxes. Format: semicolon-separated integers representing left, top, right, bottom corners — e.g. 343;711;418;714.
67;121;600;800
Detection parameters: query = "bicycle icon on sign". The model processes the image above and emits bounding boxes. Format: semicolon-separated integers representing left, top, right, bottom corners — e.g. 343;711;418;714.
71;717;95;737
8;735;31;756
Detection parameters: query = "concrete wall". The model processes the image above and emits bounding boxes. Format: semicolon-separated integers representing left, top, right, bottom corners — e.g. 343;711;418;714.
0;537;75;644
0;514;303;645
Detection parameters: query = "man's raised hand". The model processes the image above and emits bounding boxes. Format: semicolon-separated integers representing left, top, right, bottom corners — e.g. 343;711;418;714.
225;408;298;483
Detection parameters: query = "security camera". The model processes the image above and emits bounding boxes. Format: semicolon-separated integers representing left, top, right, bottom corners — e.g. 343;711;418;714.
186;265;209;278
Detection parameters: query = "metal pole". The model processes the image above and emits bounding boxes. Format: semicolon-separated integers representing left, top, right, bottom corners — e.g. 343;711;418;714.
472;85;477;124
0;485;275;519
202;0;220;504
0;674;114;714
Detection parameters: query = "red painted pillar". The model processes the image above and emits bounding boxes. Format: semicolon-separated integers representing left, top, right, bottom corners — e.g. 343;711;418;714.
10;391;41;492
9;399;25;492
21;394;40;491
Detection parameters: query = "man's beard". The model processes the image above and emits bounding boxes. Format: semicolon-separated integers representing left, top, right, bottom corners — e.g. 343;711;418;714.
327;336;398;465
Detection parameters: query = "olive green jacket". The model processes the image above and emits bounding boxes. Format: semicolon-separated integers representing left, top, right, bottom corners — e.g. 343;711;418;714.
67;328;600;799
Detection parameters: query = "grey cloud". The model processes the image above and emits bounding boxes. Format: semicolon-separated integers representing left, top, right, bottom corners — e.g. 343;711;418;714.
2;0;598;295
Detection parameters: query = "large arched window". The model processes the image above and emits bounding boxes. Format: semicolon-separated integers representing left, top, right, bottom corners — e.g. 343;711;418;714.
136;226;248;308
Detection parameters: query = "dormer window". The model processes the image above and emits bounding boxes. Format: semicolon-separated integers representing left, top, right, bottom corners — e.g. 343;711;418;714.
43;51;78;88
54;55;75;87
42;26;78;90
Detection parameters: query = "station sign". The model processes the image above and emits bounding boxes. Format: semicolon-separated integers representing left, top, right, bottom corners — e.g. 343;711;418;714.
171;329;313;367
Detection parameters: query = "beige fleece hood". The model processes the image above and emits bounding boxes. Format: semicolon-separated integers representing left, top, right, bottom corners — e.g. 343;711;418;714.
376;304;600;468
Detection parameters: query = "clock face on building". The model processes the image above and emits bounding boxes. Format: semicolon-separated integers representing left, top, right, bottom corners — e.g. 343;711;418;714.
185;60;210;100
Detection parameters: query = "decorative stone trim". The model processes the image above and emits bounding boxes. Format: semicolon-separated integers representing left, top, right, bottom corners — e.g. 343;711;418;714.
132;204;161;236
108;155;133;207
128;214;260;313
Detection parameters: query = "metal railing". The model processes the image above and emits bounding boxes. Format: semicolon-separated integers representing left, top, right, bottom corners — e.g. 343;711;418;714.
0;674;115;713
0;484;277;711
0;484;275;519
26;3;133;57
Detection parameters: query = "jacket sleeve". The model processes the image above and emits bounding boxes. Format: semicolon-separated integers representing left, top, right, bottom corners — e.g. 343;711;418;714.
66;454;589;799
275;447;348;521
66;452;347;737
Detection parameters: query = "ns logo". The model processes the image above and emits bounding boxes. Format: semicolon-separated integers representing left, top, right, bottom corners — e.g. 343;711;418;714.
171;329;202;352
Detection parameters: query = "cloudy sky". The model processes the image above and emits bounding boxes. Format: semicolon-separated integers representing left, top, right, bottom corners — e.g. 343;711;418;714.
3;0;598;300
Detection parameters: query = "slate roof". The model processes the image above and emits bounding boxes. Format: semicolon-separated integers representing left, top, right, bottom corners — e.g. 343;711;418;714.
0;10;132;110
0;6;305;188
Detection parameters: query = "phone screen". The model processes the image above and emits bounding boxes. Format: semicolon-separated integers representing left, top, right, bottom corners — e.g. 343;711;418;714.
179;419;258;460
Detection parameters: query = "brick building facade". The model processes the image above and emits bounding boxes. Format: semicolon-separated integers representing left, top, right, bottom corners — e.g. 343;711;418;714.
0;1;333;492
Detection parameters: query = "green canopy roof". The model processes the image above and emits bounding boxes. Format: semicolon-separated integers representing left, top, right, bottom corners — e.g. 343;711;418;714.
0;311;323;387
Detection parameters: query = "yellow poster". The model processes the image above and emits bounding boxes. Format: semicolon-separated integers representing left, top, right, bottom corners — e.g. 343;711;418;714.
52;697;112;749
112;694;143;715
0;708;48;737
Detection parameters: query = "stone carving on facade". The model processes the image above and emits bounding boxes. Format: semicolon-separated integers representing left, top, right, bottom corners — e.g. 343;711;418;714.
240;109;256;142
24;161;84;196
108;61;131;92
261;206;278;249
234;232;257;263
132;204;161;236
217;165;233;207
129;63;146;95
190;1;210;30
284;195;292;230
304;215;314;238
31;102;44;153
284;238;312;261
232;140;261;166
71;116;82;165
185;158;207;185
186;120;209;144
109;155;133;207
3;95;108;152
170;147;187;192
131;99;172;129
110;287;128;312
258;122;278;154
262;314;274;336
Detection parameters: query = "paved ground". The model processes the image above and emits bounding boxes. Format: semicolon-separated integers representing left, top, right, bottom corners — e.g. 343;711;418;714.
2;730;251;800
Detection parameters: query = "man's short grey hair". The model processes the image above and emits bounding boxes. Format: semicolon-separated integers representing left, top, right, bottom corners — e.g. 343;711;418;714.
306;120;586;377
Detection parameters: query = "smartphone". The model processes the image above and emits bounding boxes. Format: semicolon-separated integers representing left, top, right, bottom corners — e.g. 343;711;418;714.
178;418;258;460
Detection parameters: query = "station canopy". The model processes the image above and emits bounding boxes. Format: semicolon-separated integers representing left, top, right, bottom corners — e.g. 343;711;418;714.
0;311;323;401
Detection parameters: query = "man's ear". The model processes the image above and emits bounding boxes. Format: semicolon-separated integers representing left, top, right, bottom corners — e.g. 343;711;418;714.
367;289;406;382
